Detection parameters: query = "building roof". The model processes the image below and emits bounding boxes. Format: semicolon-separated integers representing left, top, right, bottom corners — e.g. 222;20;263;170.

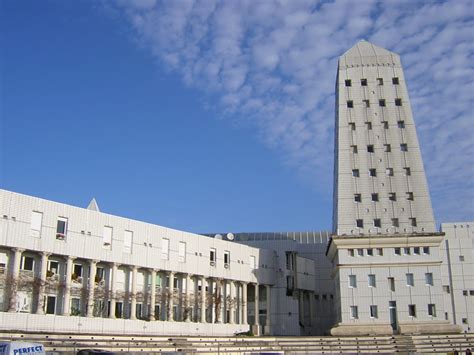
339;40;401;68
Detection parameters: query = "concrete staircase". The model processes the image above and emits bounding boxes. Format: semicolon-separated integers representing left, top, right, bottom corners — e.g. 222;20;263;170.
0;331;473;353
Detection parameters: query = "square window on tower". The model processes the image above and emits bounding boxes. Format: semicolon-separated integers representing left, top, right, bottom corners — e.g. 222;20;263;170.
349;122;356;131
374;219;381;227
404;167;411;176
392;218;399;227
382;121;389;129
386;168;394;176
363;99;370;107
369;169;377;177
392;77;399;85
367;145;374;153
356;219;364;228
352;169;360;177
379;99;386;107
371;193;379;202
406;192;414;201
389;193;397;201
397;120;405;128
400;143;408;152
410;218;417;227
361;78;367;86
384;144;391;152
347;100;354;108
345;79;352;87
395;98;402;106
366;122;373;130
351;145;358;153
354;194;362;202
377;78;384;85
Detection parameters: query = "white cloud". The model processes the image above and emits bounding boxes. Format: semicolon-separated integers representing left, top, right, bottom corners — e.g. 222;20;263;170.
107;0;474;223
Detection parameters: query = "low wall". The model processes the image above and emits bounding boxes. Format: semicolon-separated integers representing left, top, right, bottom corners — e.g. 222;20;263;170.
0;312;249;336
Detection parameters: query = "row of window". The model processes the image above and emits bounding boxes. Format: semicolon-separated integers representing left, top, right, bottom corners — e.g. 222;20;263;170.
348;246;430;257
351;141;407;156
348;120;406;131
348;273;433;289
347;98;402;108
350;303;436;319
345;77;400;87
354;192;414;202
352;167;411;178
355;217;418;228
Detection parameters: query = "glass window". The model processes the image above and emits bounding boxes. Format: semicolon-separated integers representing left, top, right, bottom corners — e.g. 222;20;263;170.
368;274;376;287
21;256;35;271
395;99;402;106
401;143;408;152
356;219;363;228
224;251;230;266
210;248;216;264
404;247;410;255
386;168;394;176
56;217;68;236
345;79;351;87
392;217;399;228
371;193;379;202
376;248;383;256
392;77;399;85
425;273;433;286
423;247;430;255
384;144;391;152
404;167;411;176
377;78;383;85
408;304;416;317
351;145;358;153
348;249;355;257
370;305;378;318
388;277;395;292
103;226;112;247
357;248;364;256
350;305;358;319
382;121;389;129
367;145;374;153
361;79;367;86
428;304;436;317
354;194;362;202
369;169;376;177
352;169;360;177
347;100;354;108
250;255;256;269
394;247;401;255
379;99;386;107
349;122;356;131
413;247;420;255
374;219;381;228
349;275;357;288
397;120;405;128
406;273;414;287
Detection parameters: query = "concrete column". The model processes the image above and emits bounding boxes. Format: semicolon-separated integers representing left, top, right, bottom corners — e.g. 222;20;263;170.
63;256;75;316
185;274;191;322
168;271;175;321
298;290;304;326
217;280;223;323
229;280;235;324
109;263;119;319
200;276;206;323
36;252;50;314
265;285;271;329
309;291;314;327
130;266;138;320
87;260;98;317
8;248;24;312
150;269;157;320
254;284;260;326
242;282;248;325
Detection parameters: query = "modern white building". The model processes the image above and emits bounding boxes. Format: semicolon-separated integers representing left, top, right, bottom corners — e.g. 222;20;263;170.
329;40;461;335
0;41;471;338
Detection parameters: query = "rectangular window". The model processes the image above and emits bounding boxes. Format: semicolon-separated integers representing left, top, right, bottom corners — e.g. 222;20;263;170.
395;247;401;255
345;79;351;87
224;251;230;267
423;247;430;255
388;277;395;292
408;304;416;317
460;255;465;261
210;248;216;265
56;217;68;237
356;219;363;228
384;144;391;152
377;78;383;85
349;275;357;288
354;194;362;203
369;169;376;177
365;122;372;130
371;193;379;202
404;247;411;255
161;238;169;260
395;99;402;106
428;304;436;317
413;247;420;255
352;169;360;177
397;120;405;128
348;249;355;257
48;260;59;275
73;263;83;278
178;241;186;263
392;77;399;85
370;305;378;318
367;145;374;153
30;211;43;238
361;78;367;86
425;273;433;286
389;193;397;201
21;256;35;271
123;230;133;254
463;290;468;296
103;226;112;247
382;121;389;129
410;218;417;227
386;168;394;176
347;100;354;108
350;305;358;319
400;143;408;152
368;274;376;287
374;219;381;228
406;273;414;287
379;99;386;107
351;145;358;153
404;167;411;176
363;99;370;107
349;122;356;131
367;248;374;256
406;192;414;201
392;218;399;227
357;248;364;256
376;248;383;256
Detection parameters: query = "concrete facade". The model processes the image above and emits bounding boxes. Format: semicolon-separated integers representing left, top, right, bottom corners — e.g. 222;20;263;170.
329;41;460;336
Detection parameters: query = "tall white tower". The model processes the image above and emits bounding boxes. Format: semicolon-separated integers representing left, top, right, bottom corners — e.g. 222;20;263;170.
327;41;460;336
333;40;436;236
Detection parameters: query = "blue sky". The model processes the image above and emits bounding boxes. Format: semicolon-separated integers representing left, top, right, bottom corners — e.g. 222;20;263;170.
2;0;473;233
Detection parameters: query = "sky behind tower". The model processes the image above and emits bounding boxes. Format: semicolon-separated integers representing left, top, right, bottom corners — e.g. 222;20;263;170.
2;0;473;233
